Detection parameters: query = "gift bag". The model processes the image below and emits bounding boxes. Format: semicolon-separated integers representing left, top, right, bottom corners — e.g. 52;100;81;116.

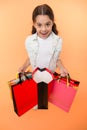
48;74;80;112
32;68;54;109
8;72;38;116
38;82;48;109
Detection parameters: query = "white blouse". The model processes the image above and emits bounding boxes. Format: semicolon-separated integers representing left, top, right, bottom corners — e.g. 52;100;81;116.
25;32;62;72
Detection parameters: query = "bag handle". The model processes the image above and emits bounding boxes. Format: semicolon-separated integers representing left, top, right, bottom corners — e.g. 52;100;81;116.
17;72;32;83
59;74;70;86
53;72;71;86
66;74;70;86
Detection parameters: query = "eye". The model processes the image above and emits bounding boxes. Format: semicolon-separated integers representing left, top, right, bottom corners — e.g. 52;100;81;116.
37;23;42;27
46;22;51;26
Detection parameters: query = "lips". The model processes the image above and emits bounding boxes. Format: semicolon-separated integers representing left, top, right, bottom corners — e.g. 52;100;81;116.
40;32;48;35
39;32;50;39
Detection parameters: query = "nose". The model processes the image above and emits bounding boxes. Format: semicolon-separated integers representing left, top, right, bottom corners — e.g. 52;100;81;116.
41;26;46;31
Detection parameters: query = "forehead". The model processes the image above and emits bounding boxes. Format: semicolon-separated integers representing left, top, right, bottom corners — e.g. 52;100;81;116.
35;15;52;23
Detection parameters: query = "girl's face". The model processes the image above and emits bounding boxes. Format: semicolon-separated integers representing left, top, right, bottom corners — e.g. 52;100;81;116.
33;15;53;39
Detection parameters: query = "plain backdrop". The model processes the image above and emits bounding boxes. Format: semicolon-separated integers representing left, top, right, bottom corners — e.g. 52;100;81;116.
0;0;87;130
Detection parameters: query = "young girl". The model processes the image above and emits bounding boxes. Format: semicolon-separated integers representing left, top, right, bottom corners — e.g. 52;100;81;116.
18;4;68;77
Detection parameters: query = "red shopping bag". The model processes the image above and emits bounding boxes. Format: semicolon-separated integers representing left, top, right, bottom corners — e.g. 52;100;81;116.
48;74;80;112
9;72;38;116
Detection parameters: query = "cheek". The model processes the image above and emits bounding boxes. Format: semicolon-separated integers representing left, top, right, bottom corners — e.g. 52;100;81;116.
34;26;39;32
48;26;53;31
36;28;40;32
33;24;39;30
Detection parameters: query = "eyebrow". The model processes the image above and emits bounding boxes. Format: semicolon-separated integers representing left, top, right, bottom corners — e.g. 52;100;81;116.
36;21;51;25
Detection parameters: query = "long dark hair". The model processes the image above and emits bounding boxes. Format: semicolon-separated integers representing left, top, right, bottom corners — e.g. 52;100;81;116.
31;4;58;35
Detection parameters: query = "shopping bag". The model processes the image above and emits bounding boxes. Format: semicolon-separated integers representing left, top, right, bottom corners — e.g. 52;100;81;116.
8;72;38;116
32;67;54;109
48;73;80;112
38;82;48;109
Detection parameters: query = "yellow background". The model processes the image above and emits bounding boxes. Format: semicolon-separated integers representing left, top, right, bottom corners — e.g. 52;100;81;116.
0;0;87;130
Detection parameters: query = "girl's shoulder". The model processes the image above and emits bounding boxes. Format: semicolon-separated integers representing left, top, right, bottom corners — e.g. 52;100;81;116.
25;33;37;49
25;33;37;42
52;32;62;40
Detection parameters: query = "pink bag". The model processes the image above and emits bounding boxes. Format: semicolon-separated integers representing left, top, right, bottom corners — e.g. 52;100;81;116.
48;74;80;112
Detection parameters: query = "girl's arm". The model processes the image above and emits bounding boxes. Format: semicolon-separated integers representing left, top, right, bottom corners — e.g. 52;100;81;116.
56;59;68;77
18;57;30;73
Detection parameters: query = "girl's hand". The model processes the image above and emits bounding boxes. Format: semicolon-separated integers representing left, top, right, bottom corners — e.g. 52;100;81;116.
18;58;30;73
18;66;26;73
60;67;68;77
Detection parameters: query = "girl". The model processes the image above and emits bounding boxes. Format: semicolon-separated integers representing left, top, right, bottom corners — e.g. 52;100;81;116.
18;4;68;77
